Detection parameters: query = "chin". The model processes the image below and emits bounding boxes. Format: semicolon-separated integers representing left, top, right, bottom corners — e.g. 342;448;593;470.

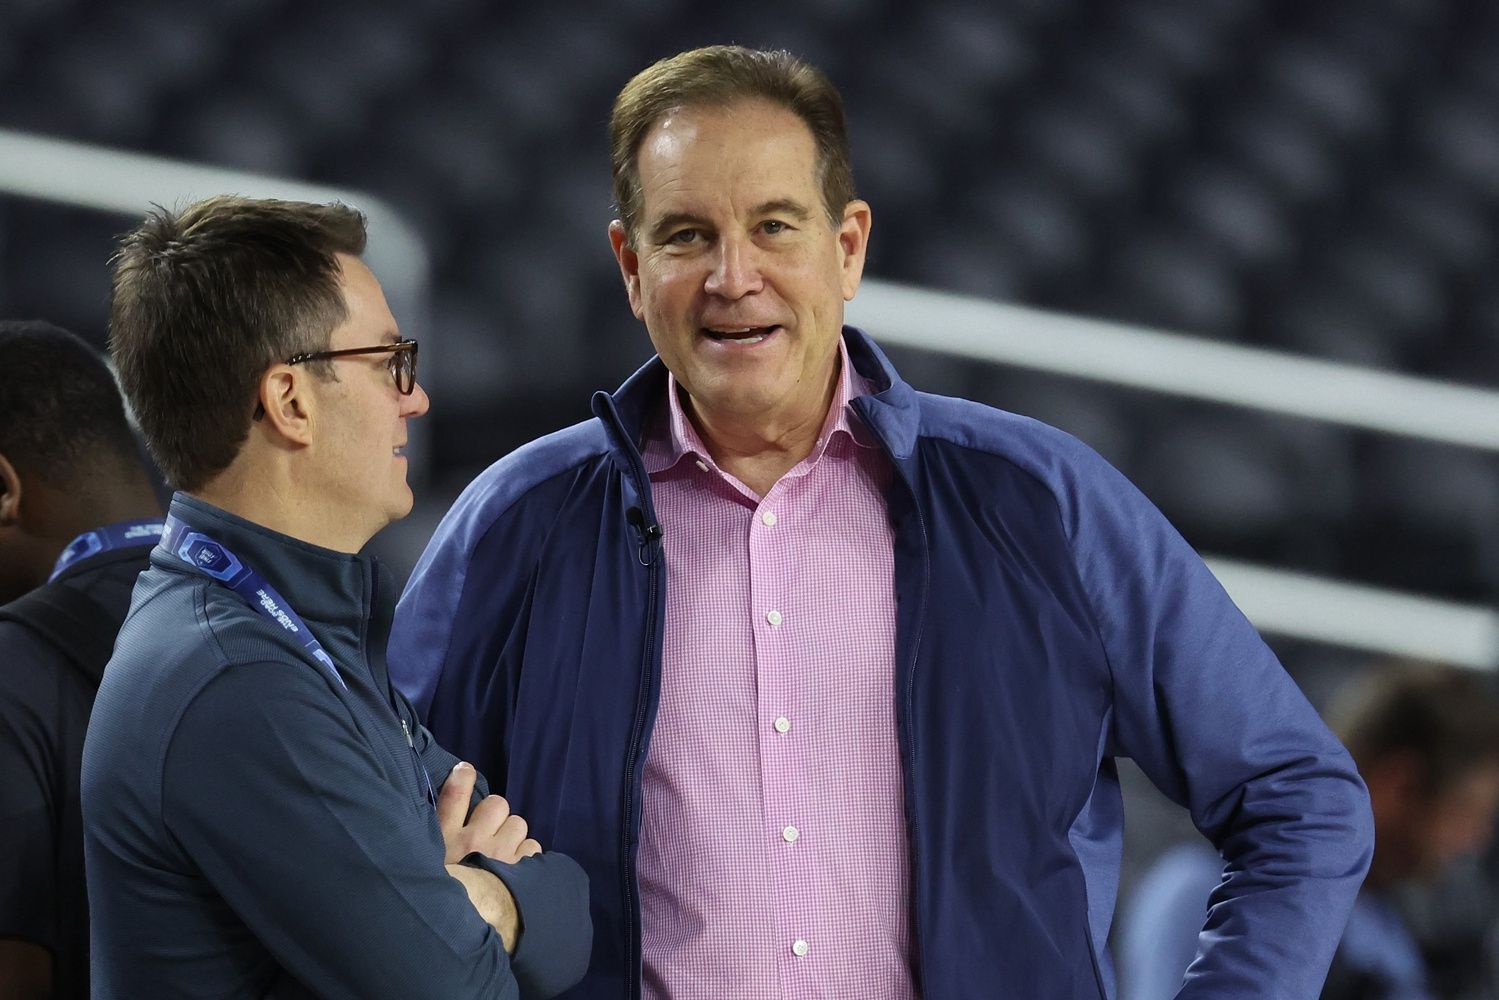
703;381;787;413
391;489;416;521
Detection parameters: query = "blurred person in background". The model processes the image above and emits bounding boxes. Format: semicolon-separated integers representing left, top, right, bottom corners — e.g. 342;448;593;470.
1120;663;1499;1000
0;320;162;1000
84;196;590;999
392;45;1371;998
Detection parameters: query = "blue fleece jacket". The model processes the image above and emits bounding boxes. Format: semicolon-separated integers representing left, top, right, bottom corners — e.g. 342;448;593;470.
392;328;1373;999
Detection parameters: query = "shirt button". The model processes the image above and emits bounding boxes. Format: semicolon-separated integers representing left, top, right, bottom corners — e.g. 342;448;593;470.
782;825;799;843
766;610;783;627
792;939;810;957
773;716;791;734
761;510;777;526
694;459;709;472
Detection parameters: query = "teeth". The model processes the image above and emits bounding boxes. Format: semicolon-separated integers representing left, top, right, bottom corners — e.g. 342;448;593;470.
705;325;774;341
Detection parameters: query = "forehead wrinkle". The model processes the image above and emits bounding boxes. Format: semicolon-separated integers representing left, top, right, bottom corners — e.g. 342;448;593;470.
637;101;824;237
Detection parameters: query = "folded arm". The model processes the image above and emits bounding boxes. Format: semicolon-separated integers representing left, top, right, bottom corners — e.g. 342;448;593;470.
164;663;523;999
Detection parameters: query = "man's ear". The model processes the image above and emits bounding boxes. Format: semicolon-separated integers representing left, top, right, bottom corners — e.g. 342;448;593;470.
0;452;21;528
255;366;316;447
838;199;873;301
609;220;646;321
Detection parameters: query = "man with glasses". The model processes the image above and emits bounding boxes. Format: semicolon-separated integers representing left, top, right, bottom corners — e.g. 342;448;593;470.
83;196;590;999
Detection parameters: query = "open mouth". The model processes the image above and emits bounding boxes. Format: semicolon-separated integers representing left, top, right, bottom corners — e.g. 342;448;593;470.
703;325;779;345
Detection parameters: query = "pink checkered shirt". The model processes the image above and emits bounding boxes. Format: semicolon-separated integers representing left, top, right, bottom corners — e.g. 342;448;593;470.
636;342;917;1000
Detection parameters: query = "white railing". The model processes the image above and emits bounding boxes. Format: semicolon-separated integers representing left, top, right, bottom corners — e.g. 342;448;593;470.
850;281;1499;669
0;130;428;303
0;128;433;479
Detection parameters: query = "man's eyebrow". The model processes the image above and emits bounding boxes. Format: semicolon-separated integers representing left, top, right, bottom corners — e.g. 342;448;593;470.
752;199;813;222
645;199;815;241
647;211;711;241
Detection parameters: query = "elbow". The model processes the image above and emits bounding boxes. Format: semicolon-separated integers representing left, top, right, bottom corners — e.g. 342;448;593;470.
1346;774;1375;884
1298;754;1375;886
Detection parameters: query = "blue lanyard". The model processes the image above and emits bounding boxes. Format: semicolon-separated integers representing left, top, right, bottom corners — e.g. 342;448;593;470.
49;519;166;581
161;515;346;690
160;514;435;806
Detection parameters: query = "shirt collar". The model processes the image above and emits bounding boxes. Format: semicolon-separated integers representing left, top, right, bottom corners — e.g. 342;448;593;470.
158;493;382;628
642;337;878;476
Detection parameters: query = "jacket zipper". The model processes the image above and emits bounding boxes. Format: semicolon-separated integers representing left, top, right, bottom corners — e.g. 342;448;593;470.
895;478;930;991
596;392;665;1000
621;550;660;1000
857;399;932;994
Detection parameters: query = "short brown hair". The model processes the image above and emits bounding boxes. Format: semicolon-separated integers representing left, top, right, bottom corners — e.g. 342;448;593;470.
109;196;367;491
1332;664;1499;797
610;45;855;244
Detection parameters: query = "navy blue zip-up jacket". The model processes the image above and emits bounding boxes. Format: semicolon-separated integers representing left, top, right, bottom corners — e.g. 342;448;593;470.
391;329;1373;999
82;495;592;999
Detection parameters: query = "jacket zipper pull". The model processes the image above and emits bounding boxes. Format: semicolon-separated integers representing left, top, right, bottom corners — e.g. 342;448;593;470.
401;717;437;807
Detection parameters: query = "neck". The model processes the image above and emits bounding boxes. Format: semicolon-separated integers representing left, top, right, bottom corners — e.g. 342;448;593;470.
14;465;162;594
42;464;160;545
684;362;841;498
64;483;161;537
193;461;369;555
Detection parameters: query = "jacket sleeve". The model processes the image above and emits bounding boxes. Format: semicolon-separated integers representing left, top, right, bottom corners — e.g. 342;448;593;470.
407;699;594;998
464;851;593;999
1060;447;1373;999
162;660;521;1000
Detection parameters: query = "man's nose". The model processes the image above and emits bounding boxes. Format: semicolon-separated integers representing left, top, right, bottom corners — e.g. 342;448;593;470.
403;381;431;418
703;236;762;299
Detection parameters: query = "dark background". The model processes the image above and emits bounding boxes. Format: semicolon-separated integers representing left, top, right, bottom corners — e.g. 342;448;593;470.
4;0;1497;986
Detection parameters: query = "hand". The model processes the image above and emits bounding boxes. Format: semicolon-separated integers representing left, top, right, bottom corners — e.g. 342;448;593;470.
438;761;542;865
445;864;521;952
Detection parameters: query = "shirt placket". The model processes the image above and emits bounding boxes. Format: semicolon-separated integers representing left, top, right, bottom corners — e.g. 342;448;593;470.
749;472;818;994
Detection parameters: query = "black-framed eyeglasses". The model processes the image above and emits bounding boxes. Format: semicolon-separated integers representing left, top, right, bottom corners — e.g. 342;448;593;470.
287;338;420;395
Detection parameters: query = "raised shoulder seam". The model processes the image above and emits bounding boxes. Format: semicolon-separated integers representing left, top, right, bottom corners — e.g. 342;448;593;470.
911;400;1095;543
916;421;1124;730
155;580;296;837
157;643;346;849
445;419;612;543
155;579;235;835
457;450;608;561
418;441;615;692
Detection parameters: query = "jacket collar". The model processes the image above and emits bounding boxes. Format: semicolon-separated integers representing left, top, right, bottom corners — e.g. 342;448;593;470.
591;326;922;470
157;493;380;628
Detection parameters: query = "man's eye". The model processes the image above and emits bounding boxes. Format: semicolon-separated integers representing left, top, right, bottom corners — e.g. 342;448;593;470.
668;229;699;245
761;220;787;235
